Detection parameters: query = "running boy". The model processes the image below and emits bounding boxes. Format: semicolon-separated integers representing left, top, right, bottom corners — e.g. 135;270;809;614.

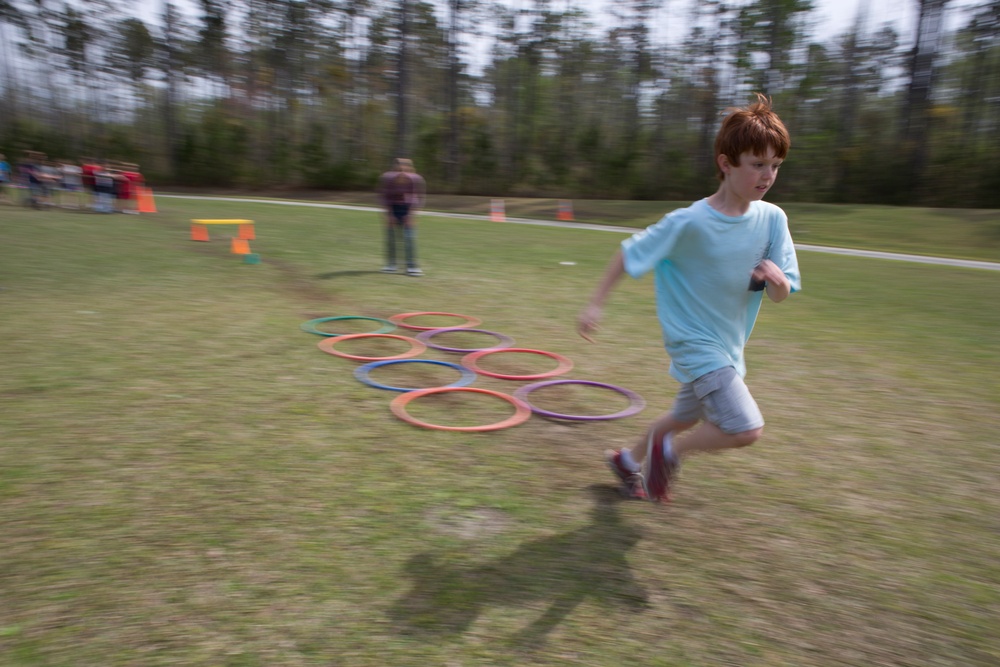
578;93;801;502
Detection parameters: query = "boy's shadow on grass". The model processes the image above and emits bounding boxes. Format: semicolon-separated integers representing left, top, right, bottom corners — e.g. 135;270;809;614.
315;270;385;280
388;485;649;646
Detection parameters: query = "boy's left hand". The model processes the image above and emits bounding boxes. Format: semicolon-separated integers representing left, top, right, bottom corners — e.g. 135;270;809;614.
752;259;791;302
751;259;786;287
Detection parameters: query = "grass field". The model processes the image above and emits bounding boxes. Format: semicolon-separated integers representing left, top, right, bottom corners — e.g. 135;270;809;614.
1;194;999;666
178;189;1000;262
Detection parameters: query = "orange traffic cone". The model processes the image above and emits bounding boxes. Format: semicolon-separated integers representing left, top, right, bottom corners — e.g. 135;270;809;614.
557;200;574;221
137;187;157;213
191;224;209;241
238;223;255;240
231;237;251;255
490;199;506;222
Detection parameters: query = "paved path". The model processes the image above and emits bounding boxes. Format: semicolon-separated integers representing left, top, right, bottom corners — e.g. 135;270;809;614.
160;194;1000;272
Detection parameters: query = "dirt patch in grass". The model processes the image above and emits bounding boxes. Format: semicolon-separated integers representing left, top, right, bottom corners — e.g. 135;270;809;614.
424;506;514;540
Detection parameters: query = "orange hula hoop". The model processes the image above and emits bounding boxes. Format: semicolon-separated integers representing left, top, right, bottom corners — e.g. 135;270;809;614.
389;311;483;331
317;333;427;361
390;387;532;432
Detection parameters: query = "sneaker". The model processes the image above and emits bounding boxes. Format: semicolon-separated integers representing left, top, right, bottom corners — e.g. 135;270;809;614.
642;433;678;503
381;265;397;273
406;267;423;276
605;449;647;499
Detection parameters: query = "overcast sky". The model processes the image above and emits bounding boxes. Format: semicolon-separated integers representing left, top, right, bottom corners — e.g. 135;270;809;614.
136;0;984;49
652;0;982;45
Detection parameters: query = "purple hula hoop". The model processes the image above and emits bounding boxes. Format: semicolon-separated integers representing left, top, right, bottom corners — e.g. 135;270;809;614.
513;380;646;421
415;327;515;353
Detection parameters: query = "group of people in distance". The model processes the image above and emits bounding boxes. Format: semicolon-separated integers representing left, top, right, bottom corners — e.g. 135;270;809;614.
380;94;801;507
0;151;146;214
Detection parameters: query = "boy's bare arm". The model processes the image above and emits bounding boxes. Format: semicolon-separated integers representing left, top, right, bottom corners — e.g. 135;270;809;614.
578;249;626;342
751;259;791;302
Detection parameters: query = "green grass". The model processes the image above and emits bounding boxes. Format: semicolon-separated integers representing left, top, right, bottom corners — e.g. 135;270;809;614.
1;196;999;666
189;189;1000;262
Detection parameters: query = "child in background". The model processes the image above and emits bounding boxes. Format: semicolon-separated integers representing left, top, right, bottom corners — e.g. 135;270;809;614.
121;163;144;214
59;159;84;209
23;152;49;209
0;154;11;204
92;163;115;213
81;158;99;209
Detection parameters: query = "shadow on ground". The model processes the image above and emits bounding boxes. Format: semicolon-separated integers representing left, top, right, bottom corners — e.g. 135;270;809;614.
388;484;649;647
315;270;385;280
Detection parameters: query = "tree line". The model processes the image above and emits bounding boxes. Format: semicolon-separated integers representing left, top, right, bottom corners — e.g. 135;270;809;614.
1;0;998;207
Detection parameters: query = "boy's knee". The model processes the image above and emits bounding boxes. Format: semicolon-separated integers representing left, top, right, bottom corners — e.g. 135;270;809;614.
731;427;763;447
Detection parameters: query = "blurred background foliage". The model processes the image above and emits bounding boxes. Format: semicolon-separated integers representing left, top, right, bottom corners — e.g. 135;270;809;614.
1;0;998;206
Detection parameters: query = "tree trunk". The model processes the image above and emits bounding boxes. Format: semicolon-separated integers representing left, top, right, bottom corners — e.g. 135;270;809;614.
395;0;409;158
901;0;949;199
162;1;182;178
445;0;461;189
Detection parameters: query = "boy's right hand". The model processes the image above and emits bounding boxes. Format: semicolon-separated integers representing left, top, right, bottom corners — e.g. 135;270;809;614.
577;304;602;343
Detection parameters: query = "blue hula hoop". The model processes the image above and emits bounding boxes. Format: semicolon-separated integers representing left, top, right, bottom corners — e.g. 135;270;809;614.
354;359;478;392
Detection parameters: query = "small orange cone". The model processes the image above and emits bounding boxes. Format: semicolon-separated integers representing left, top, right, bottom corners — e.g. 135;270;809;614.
238;223;255;240
191;224;209;241
138;187;157;213
231;237;251;255
557;200;574;221
490;199;506;222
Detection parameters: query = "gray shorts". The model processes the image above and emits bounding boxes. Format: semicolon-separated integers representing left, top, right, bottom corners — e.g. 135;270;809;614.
671;366;764;434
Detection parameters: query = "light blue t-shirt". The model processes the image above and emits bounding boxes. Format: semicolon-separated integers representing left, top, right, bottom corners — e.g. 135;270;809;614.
621;198;801;383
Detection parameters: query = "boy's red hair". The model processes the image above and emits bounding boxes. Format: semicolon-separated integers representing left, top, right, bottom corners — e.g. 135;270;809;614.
714;93;790;181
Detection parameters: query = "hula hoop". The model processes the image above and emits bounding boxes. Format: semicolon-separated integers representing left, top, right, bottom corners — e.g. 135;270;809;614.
390;387;532;432
415;327;515;353
301;316;396;337
317;333;427;361
461;348;574;381
513;380;646;421
354;359;477;392
389;311;483;331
